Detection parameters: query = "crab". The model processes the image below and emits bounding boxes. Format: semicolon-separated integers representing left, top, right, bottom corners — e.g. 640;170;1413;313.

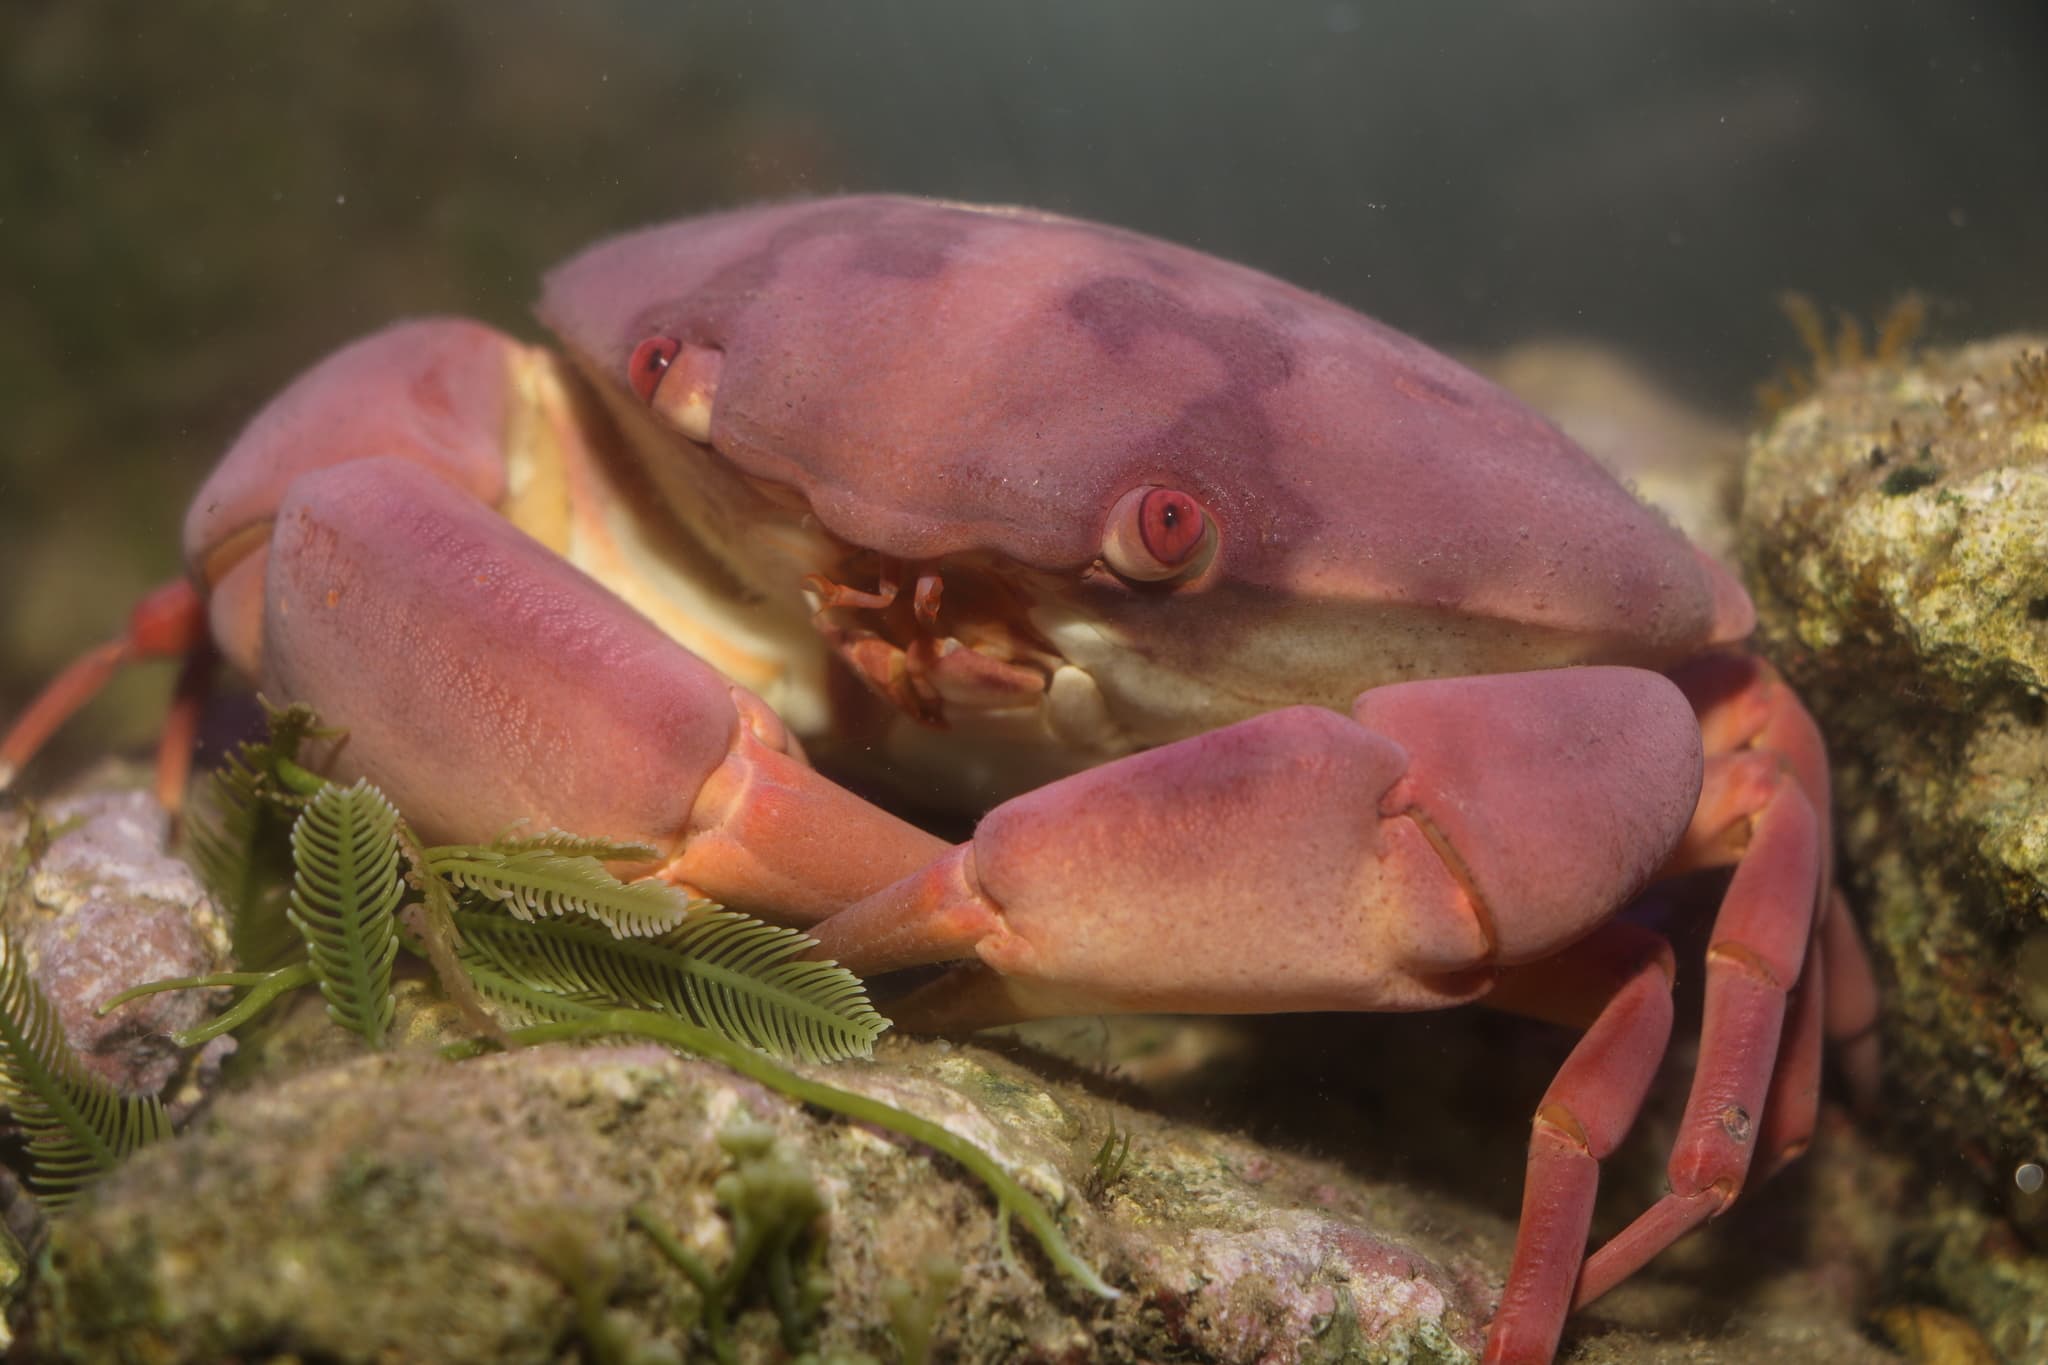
2;195;1879;1364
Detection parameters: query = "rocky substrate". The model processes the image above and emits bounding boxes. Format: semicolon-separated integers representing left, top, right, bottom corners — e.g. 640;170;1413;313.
0;779;1911;1363
1742;333;2048;1362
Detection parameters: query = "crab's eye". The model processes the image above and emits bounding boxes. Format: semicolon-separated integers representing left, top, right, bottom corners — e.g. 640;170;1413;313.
1102;485;1217;583
627;336;681;403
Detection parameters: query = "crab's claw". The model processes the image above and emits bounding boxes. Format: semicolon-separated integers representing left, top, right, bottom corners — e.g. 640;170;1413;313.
806;666;1704;1029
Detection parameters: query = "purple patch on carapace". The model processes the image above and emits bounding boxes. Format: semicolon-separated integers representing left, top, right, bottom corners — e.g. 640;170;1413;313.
1057;274;1303;552
1063;275;1297;389
845;212;969;280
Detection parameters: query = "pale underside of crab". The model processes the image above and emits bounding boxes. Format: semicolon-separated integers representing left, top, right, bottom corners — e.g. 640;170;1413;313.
2;195;1879;1365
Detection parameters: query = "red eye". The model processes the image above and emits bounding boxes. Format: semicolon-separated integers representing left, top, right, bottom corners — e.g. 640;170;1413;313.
627;336;680;403
1139;488;1204;564
1102;485;1217;583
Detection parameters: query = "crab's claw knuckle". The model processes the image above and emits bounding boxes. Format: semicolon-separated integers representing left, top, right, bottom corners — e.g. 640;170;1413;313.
1355;667;1704;964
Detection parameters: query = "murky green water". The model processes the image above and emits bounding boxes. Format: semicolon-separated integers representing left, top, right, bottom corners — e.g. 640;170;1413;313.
4;5;2047;1360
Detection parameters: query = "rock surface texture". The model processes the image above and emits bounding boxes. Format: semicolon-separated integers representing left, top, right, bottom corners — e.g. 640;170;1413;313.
1743;333;2048;1363
1;778;1909;1362
0;781;231;1101
24;1030;1498;1364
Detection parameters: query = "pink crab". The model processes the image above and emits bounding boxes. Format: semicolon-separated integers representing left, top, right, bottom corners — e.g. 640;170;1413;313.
3;195;1878;1363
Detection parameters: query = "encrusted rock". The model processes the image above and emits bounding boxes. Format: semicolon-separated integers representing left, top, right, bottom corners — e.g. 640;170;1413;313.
1743;335;2048;1176
18;992;1915;1364
21;1023;1491;1364
1889;1188;2048;1365
0;773;232;1102
1744;333;2048;1361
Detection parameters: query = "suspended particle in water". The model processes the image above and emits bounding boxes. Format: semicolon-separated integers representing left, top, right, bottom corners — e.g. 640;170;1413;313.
2018;1162;2045;1194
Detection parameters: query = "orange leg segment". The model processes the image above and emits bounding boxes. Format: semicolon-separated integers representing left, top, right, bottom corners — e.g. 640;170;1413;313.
1485;653;1879;1361
0;579;208;806
1819;888;1881;1109
1572;657;1840;1310
1482;923;1677;1365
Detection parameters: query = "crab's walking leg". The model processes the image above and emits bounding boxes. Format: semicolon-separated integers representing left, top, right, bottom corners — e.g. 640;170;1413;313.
1820;888;1882;1108
1480;923;1677;1365
1675;653;1880;1102
1480;888;1834;1365
152;628;218;818
1560;655;1856;1315
1756;932;1827;1180
0;579;209;806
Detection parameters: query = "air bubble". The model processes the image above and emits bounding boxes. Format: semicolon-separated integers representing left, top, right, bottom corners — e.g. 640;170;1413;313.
2018;1163;2044;1194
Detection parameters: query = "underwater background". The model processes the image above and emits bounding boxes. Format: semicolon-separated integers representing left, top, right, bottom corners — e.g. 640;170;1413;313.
5;4;2048;1362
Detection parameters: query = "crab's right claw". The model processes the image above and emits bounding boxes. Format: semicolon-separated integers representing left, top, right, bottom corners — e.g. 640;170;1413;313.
806;667;1705;1028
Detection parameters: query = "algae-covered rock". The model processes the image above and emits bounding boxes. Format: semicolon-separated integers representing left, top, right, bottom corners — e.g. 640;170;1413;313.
1888;1188;2048;1365
1743;336;2048;1175
0;765;1912;1364
17;1010;1912;1365
0;777;232;1102
20;1028;1490;1364
1744;334;2048;1362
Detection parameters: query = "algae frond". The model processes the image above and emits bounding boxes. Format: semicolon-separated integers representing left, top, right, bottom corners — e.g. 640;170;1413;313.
0;925;170;1207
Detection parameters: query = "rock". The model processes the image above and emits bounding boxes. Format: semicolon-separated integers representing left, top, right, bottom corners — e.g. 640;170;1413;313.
1888;1189;2048;1365
0;810;1909;1365
18;998;1915;1365
1743;335;2048;1176
21;1023;1490;1364
0;770;233;1103
1743;333;2048;1360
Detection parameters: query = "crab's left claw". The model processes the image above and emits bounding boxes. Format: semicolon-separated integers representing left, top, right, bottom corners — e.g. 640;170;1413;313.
806;666;1705;1027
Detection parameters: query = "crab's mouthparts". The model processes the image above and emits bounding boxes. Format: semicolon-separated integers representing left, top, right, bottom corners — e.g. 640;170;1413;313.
803;551;1068;729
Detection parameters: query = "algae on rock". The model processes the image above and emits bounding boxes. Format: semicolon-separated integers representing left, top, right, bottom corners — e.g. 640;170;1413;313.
1743;334;2048;1173
20;1028;1491;1364
0;781;232;1103
1;802;1911;1365
1743;334;2048;1362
